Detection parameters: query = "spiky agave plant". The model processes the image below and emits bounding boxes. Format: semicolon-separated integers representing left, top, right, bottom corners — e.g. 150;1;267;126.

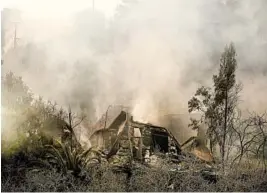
44;140;102;176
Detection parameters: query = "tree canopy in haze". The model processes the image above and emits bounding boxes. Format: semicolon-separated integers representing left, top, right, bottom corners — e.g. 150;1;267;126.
188;43;240;169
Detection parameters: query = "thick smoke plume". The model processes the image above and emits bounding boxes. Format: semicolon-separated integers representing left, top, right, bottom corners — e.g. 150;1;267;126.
2;0;267;142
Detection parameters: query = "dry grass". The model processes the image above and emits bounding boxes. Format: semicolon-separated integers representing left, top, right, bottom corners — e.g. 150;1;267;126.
2;157;267;192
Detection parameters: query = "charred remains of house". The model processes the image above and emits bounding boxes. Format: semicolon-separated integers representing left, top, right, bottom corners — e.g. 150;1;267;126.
87;106;213;166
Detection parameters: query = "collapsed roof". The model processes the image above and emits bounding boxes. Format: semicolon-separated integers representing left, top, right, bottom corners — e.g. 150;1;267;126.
87;106;213;163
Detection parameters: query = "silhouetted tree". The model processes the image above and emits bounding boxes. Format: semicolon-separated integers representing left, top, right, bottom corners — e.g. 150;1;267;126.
188;43;240;170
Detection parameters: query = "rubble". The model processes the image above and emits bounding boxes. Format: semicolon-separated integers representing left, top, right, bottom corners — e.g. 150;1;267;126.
81;106;217;181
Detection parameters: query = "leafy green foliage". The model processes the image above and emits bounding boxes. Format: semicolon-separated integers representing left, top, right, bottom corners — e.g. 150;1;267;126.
2;72;34;155
1;72;95;175
44;140;102;176
2;72;33;110
1;72;78;157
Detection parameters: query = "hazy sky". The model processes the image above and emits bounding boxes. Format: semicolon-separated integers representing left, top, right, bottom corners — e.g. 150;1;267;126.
2;0;267;145
1;0;123;43
1;0;122;18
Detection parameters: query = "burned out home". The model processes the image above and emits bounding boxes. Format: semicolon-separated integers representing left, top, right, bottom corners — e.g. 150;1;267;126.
86;106;213;165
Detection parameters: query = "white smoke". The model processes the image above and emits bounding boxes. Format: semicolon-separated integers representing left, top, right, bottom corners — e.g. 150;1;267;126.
2;0;267;136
